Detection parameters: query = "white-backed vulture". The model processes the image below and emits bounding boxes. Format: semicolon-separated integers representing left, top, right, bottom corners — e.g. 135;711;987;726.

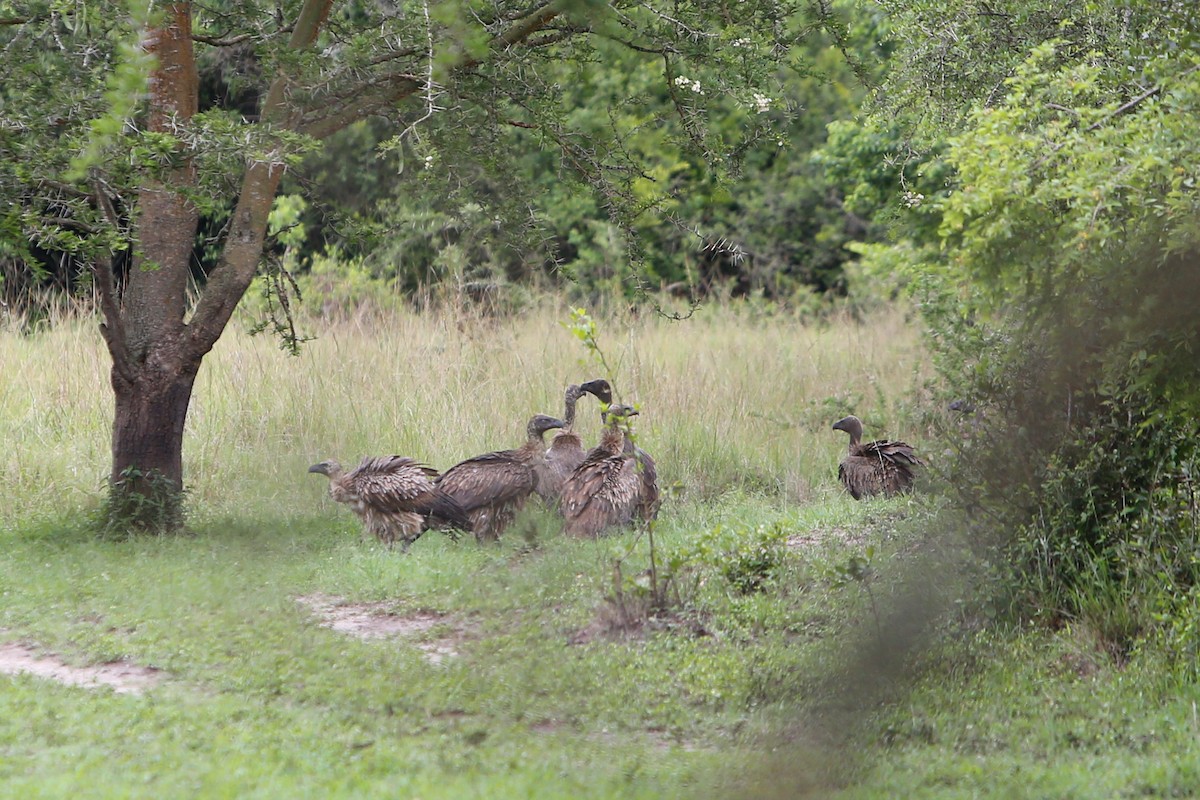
435;413;564;542
537;379;611;506
561;404;643;538
831;415;924;500
308;456;470;550
585;379;659;521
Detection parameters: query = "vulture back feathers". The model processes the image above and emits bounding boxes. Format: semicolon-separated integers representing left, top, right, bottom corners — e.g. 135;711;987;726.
436;413;564;541
831;415;924;500
308;456;469;550
588;379;659;521
561;404;643;538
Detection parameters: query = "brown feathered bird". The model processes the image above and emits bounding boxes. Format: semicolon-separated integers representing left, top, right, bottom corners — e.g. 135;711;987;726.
585;380;660;521
308;456;470;550
436;413;564;542
561;404;644;538
565;379;660;523
537;379;612;506
831;415;924;499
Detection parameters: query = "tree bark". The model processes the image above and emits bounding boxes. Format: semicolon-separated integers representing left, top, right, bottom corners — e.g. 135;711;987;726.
107;3;199;526
109;356;200;528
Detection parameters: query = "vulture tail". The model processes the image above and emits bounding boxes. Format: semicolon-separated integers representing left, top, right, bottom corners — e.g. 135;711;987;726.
424;489;472;531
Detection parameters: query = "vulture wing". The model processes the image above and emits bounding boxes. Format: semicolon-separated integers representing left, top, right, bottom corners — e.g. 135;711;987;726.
350;456;469;528
633;446;661;521
436;452;536;513
840;440;923;499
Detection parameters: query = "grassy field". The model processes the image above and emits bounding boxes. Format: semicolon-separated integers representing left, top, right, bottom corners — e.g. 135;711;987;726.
1;301;1197;798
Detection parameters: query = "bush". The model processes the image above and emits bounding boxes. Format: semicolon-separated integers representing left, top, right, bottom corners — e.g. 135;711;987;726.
924;245;1200;660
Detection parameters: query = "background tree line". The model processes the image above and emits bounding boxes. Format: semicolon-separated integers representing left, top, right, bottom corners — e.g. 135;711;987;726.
2;0;889;315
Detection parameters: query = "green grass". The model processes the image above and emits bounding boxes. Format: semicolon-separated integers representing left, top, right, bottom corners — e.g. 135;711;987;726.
2;302;1197;798
838;631;1200;799
0;497;900;798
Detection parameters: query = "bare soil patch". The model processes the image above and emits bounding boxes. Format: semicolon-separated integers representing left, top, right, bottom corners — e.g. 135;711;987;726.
297;593;469;664
0;642;162;695
787;526;870;550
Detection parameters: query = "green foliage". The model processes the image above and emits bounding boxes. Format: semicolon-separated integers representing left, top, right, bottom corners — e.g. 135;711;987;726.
99;465;186;536
848;0;1200;661
852;627;1200;798
270;2;884;305
937;43;1200;293
685;523;791;596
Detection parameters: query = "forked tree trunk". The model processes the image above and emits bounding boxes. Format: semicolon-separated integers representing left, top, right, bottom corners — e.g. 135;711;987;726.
94;0;557;530
101;3;199;529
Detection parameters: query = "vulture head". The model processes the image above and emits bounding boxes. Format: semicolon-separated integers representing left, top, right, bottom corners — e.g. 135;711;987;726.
580;378;614;406
832;415;864;446
308;459;343;478
526;414;566;440
603;403;639;428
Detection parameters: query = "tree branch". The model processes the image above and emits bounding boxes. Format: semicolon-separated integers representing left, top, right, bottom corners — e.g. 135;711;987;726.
191;31;259;46
1082;67;1200;133
302;2;569;138
38;179;93;198
1032;64;1200;169
91;179;136;384
490;1;562;51
38;215;102;234
186;0;334;359
298;75;422;139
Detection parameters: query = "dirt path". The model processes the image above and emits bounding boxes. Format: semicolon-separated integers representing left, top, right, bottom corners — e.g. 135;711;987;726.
0;642;162;695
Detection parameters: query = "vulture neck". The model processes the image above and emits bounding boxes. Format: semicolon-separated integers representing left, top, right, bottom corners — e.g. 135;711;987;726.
598;424;625;456
840;418;864;449
521;427;552;458
561;385;582;432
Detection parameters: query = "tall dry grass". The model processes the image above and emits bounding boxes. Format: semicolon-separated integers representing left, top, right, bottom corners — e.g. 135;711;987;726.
0;299;930;524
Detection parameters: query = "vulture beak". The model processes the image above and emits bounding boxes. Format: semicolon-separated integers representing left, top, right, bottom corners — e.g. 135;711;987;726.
308;462;327;475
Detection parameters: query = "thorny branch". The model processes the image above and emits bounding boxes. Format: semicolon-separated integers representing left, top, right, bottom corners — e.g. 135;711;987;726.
394;0;443;146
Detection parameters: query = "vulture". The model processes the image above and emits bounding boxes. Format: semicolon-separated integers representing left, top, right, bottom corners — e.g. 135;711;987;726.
565;379;660;523
831;415;924;500
585;379;662;522
561;404;644;538
537;378;612;506
435;413;565;542
308;456;470;550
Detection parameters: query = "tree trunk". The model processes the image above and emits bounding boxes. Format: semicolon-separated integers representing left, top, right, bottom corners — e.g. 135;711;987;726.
103;3;198;529
108;355;200;529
